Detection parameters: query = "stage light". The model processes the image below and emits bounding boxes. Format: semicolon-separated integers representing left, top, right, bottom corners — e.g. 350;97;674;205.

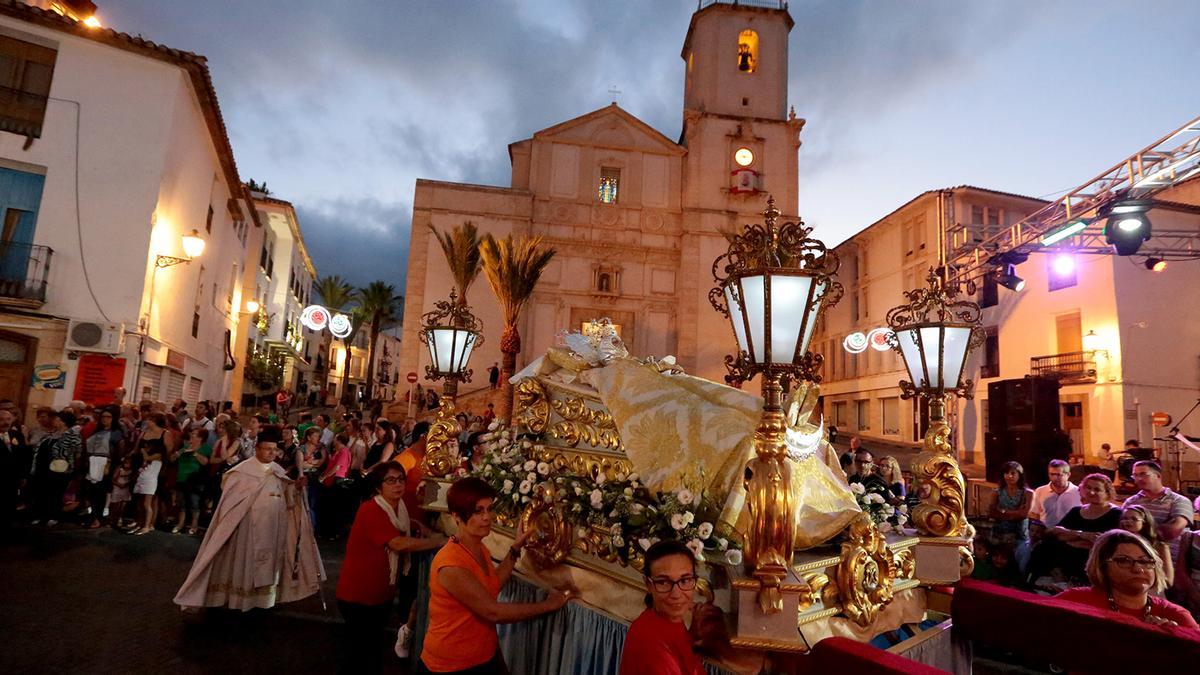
1103;199;1152;255
1052;254;1075;277
1041;219;1089;246
996;263;1025;292
1144;257;1167;272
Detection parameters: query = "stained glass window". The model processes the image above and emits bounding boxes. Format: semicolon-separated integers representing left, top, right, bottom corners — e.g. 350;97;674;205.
598;168;620;204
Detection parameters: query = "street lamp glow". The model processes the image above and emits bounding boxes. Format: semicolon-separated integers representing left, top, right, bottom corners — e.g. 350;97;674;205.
82;15;101;28
244;299;260;314
181;229;206;258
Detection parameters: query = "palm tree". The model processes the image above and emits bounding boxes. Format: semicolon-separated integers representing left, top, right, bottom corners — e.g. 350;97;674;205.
430;221;483;304
479;233;556;419
356;280;403;402
313;276;355;403
339;307;368;405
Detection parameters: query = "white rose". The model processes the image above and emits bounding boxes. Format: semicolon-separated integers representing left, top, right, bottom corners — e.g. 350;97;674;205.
677;489;694;506
574;487;584;497
521;496;530;503
512;493;519;502
627;473;639;482
683;511;695;525
502;479;514;493
697;522;713;539
631;481;640;489
623;487;633;497
523;460;536;471
527;472;537;483
670;513;687;530
716;537;728;551
725;549;743;566
615;473;627;482
879;521;893;533
537;462;551;476
631;503;643;513
519;480;532;495
522;441;532;449
498;437;510;447
686;538;704;559
899;504;908;514
850;482;866;495
596;473;606;486
487;422;499;431
612;535;625;548
639;537;653;551
896;514;908;526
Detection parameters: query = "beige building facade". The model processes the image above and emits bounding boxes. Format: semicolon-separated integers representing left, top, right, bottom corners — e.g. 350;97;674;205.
401;2;804;389
814;183;1200;480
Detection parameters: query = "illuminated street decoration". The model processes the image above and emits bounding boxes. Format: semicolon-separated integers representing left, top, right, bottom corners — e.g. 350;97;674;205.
329;312;353;339
300;304;330;332
867;327;891;352
843;332;867;353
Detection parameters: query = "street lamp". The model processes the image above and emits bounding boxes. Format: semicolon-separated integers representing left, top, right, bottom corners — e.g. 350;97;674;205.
156;229;205;268
244;299;261;315
709;195;842;613
885;268;984;537
418;288;483;401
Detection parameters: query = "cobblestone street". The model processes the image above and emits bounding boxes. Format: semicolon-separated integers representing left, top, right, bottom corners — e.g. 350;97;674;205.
0;524;409;674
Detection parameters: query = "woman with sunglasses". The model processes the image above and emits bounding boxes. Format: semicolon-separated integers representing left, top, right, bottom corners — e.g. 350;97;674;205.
1056;529;1196;628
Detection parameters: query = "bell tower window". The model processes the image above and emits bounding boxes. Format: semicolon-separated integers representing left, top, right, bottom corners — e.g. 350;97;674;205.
737;29;758;73
598;167;620;204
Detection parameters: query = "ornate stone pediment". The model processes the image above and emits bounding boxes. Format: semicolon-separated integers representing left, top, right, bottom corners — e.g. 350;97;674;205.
532;104;684;156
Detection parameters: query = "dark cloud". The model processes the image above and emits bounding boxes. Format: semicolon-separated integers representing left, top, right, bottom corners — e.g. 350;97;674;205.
293;198;410;293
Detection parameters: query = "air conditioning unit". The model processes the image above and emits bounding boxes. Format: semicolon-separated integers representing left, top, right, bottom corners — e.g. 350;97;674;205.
66;320;125;354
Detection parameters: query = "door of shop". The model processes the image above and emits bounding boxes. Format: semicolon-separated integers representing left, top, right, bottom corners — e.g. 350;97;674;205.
0;329;35;413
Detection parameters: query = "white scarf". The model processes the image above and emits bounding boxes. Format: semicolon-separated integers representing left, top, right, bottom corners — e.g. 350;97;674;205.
373;495;411;581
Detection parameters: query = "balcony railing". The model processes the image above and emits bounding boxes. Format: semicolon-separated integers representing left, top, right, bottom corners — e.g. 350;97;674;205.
1030;351;1097;384
0;243;52;306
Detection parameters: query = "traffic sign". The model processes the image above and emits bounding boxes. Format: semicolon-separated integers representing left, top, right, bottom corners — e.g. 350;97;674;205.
406;371;419;384
1151;411;1171;427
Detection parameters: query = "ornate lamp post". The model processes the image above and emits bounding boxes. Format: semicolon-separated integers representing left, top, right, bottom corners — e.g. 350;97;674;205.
710;196;842;613
885;268;984;537
418;289;483;402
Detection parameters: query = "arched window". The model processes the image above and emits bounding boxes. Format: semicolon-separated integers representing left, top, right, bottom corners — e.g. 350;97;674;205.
737;29;758;73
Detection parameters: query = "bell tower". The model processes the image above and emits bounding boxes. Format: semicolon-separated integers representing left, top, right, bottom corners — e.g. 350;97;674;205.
679;0;801;215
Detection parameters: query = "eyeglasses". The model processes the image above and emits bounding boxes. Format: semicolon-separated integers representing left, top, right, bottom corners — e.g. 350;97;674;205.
649;576;697;593
382;476;405;485
1106;556;1156;571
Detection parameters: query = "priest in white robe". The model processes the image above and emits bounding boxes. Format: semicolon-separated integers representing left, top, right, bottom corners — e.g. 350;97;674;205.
175;426;324;611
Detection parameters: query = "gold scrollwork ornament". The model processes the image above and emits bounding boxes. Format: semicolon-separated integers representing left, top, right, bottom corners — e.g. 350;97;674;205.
518;483;572;569
910;415;969;537
422;399;463;478
514;378;550;435
836;514;909;628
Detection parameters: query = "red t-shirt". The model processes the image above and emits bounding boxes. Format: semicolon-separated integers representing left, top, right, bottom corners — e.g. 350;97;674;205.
619;607;705;675
1055;587;1199;628
335;500;401;606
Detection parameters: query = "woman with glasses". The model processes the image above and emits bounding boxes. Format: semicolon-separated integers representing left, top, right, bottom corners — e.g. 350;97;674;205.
621;539;708;675
1056;529;1196;628
336;463;446;674
1119;505;1175;588
416;476;569;675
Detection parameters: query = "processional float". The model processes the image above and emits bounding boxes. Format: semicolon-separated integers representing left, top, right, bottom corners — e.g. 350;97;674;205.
420;197;984;671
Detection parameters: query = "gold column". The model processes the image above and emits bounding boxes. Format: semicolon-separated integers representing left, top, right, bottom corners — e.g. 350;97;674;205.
743;375;796;613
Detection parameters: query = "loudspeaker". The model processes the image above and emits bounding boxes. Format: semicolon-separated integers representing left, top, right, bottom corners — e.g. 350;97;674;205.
985;429;1071;486
988;377;1060;432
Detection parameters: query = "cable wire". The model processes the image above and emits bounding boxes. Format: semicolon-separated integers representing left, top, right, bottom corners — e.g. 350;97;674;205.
50;95;111;322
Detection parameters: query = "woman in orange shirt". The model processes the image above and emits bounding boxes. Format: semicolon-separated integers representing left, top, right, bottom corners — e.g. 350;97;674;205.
415;477;570;674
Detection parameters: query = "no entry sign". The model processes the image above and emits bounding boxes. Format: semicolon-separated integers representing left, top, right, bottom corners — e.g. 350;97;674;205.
406;371;418;384
1151;412;1171;427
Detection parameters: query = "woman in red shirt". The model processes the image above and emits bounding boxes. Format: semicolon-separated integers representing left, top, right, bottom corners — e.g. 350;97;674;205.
620;540;707;675
1056;529;1198;629
336;463;446;674
416;476;569;674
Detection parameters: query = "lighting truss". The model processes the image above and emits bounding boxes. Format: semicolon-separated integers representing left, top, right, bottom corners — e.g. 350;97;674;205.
948;115;1200;282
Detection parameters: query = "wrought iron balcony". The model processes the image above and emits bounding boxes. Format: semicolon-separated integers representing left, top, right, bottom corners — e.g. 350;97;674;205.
0;243;52;306
1030;350;1097;384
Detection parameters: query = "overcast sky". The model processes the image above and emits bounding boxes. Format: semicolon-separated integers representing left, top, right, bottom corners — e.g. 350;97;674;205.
101;0;1199;294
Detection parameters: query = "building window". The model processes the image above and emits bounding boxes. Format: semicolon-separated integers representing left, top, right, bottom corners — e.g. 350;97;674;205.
881;397;900;436
0;35;57;139
205;204;214;234
980;273;998;308
598;168;620;204
981;326;999;378
856;399;869;431
191;308;200;338
737;29;758;72
833;401;847;427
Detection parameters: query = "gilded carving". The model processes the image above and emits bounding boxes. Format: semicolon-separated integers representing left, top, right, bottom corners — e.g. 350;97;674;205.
910;414;969;537
548;396;622;451
835;514;910;628
514;378;551;434
742;406;796;614
532;445;632;484
519;483;572;569
422;399;462;478
802;572;836;608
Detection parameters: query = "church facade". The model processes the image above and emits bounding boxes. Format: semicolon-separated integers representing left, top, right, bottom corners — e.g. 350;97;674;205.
400;2;804;388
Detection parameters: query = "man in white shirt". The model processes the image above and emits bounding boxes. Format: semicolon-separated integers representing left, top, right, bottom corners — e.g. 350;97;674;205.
1029;459;1081;528
315;414;335;448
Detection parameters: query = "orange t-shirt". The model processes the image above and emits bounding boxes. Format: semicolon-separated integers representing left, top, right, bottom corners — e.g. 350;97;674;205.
420;539;502;672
